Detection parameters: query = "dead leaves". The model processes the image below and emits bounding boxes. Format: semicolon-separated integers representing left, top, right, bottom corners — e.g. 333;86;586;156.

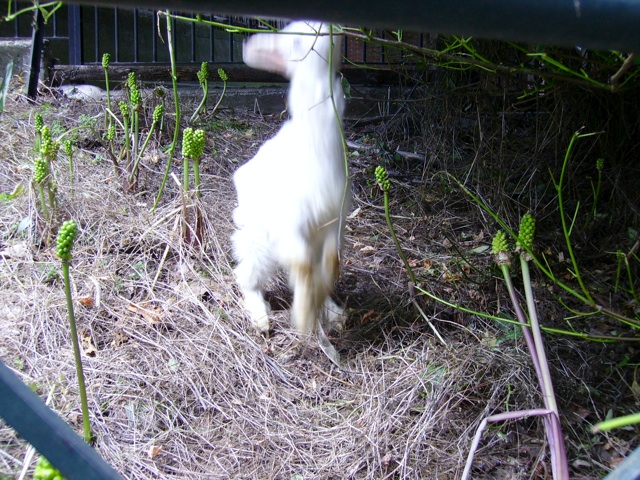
127;302;164;326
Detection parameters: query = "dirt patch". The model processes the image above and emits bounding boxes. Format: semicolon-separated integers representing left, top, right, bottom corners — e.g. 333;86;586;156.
0;81;638;479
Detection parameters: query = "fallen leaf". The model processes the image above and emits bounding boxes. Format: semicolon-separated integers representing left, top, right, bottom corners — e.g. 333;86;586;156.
82;334;97;357
127;303;163;325
443;271;462;282
148;445;162;459
0;242;31;260
77;296;95;308
347;207;361;219
360;310;377;324
408;258;420;267
360;245;377;254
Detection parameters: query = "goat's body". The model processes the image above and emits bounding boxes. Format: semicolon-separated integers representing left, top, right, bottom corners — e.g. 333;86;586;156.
232;22;349;333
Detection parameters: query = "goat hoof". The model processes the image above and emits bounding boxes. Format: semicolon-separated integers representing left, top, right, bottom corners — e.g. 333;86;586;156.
324;300;347;332
251;314;270;335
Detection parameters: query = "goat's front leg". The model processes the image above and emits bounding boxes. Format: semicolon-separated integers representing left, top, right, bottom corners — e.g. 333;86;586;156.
233;258;271;333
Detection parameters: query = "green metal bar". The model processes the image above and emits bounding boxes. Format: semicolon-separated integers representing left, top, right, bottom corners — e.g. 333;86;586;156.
66;0;640;51
0;360;123;480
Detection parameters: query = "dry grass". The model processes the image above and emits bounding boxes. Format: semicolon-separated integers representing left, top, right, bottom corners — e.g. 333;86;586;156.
0;81;636;480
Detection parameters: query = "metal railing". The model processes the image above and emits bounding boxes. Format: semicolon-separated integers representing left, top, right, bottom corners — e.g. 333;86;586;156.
1;4;414;67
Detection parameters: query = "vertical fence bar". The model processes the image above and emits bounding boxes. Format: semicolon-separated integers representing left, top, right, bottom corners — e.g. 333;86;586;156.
152;10;158;62
27;6;44;99
190;14;196;62
133;9;139;62
114;7;119;62
209;16;214;62
228;20;234;62
51;5;57;37
67;5;82;65
94;6;99;63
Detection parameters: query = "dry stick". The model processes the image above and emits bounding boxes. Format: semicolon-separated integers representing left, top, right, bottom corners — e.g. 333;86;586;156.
462;408;555;480
610;53;636;92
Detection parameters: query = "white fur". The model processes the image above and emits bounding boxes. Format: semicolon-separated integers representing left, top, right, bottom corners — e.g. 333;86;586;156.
232;21;350;334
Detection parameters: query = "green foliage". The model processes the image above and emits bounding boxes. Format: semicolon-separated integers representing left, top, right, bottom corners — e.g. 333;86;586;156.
197;61;209;84
101;52;110;70
341;27;639;94
105;124;115;142
182;127;206;160
516;213;536;250
153;104;164;124
34;112;44;133
33;456;65;480
118;101;129;118
33;156;48;183
374;165;390;192
63;139;73;157
491;230;509;254
40;125;60;161
127;73;141;107
55;219;77;261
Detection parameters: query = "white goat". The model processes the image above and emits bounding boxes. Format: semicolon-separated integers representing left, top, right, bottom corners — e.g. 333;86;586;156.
232;21;349;334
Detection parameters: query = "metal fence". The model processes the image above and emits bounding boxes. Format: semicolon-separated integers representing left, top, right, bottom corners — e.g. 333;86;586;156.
1;3;426;68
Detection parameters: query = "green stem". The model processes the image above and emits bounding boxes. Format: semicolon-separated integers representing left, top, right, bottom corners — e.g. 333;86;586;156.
68;153;73;185
447;172;593;304
499;263;545;394
521;256;569;480
153;11;181;212
383;190;417;285
131;110;139;177
595;412;640;432
624;256;640;308
554;131;596;305
37;183;49;221
328;26;351;247
190;79;208;124
104;68;112;131
193;157;201;198
121;115;130;163
45;181;56;216
209;78;226;117
183;155;190;192
129;121;158;183
61;260;92;443
520;257;558;415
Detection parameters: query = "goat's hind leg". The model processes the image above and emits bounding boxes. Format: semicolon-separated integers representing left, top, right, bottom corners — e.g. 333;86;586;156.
290;260;322;334
320;233;347;331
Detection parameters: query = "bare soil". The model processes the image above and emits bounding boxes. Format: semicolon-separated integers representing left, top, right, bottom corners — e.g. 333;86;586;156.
0;79;638;480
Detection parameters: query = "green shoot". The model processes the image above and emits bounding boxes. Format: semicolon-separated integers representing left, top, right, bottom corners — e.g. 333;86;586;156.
190;61;209;124
102;53;112;132
64;139;73;185
34;455;66;480
208;68;228;118
55;220;92;443
181;127;206;196
375;165;417;285
153;10;182;212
